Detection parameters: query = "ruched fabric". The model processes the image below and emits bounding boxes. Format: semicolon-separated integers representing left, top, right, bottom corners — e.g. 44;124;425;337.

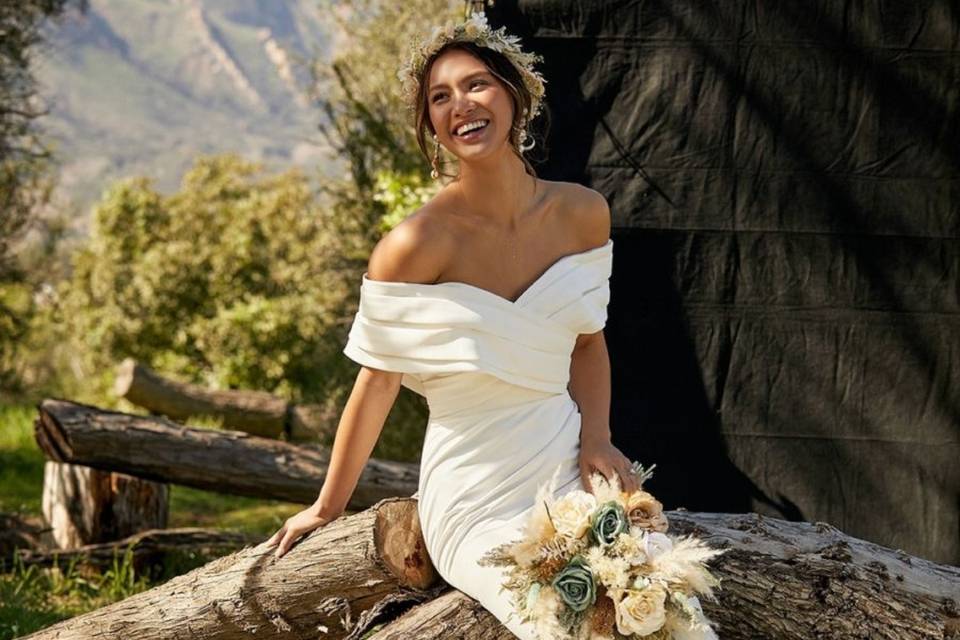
342;239;613;639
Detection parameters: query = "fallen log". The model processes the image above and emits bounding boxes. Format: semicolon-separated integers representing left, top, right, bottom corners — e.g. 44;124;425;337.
368;589;514;639
0;513;49;564
114;358;337;441
15;527;259;570
369;510;960;640
20;499;960;640
34;398;419;509
42;461;168;549
21;497;438;640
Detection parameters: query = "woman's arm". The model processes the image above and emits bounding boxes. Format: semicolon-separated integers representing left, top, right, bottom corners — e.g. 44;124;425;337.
570;328;641;497
567;187;639;494
569;331;612;446
315;368;401;516
267;368;400;558
268;216;449;558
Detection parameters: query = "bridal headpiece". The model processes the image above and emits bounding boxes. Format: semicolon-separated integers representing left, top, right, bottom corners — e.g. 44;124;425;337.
397;12;547;121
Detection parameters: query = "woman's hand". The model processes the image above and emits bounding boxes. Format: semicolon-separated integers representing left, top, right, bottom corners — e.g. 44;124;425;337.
579;436;640;495
265;503;341;559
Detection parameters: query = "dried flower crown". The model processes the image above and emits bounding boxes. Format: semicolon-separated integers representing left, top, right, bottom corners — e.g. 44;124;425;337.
397;12;547;122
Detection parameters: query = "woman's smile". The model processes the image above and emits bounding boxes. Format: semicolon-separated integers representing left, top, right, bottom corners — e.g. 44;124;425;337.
454;119;491;143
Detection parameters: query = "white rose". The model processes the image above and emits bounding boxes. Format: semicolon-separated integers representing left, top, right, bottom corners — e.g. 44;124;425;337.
642;531;674;559
551;490;597;539
610;584;668;636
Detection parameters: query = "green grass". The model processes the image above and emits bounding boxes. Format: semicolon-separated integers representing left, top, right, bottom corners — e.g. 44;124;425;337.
0;403;304;637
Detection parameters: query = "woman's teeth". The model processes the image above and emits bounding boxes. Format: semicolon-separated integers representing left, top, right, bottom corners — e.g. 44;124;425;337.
456;120;489;137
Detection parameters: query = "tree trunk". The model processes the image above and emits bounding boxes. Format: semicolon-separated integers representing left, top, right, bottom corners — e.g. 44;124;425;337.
114;358;337;441
41;461;168;549
369;510;960;640
15;527;259;570
20;499;960;640
368;589;514;639
372;515;960;640
21;498;439;640
34;398;419;509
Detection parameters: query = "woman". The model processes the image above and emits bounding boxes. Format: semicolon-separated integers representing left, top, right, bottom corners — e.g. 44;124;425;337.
266;12;639;638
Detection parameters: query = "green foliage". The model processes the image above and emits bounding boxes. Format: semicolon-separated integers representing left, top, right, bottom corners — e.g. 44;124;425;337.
36;155;350;404
372;168;437;232
0;0;86;397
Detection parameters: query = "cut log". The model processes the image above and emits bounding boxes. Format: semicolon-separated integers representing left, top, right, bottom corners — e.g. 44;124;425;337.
369;510;960;640
15;527;259;570
21;497;439;640
666;512;959;639
20;499;960;640
0;512;49;564
114;357;337;441
368;589;513;639
41;461;168;549
34;398;419;509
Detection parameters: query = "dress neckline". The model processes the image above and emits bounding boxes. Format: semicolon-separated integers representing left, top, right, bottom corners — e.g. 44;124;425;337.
361;238;612;306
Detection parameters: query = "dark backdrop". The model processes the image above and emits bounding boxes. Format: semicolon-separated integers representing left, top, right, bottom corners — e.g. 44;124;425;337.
486;0;959;565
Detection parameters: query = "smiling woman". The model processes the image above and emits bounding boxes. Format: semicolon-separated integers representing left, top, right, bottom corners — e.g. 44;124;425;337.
263;12;630;640
412;39;548;181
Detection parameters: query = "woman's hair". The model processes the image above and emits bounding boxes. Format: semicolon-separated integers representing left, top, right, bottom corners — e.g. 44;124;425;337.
412;40;550;181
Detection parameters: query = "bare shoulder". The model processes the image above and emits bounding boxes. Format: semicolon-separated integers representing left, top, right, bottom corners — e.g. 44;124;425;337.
549;180;611;248
366;206;457;284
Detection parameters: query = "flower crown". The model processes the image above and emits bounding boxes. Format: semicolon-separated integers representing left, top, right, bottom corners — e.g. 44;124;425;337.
397;12;547;123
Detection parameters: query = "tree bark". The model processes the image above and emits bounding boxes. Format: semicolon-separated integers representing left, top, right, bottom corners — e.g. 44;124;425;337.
356;509;960;640
21;499;960;640
15;527;259;570
34;398;419;509
21;498;438;640
368;589;514;639
41;461;168;549
114;357;337;441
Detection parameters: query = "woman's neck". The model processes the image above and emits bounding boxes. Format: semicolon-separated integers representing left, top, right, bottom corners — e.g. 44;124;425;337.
452;150;537;230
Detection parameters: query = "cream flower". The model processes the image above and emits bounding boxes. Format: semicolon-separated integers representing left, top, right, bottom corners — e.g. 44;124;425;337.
530;585;568;639
551;490;597;539
610;584;668;636
662;593;719;640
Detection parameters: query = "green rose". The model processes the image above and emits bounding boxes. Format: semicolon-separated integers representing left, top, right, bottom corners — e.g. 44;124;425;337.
551;555;596;612
590;500;629;547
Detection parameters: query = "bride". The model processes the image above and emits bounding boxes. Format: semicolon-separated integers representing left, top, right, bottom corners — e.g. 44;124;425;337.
266;12;639;638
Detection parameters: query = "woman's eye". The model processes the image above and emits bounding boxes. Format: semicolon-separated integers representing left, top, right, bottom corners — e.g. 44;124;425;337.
432;80;485;103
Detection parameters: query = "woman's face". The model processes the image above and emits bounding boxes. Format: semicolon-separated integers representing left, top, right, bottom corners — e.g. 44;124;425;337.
427;48;515;159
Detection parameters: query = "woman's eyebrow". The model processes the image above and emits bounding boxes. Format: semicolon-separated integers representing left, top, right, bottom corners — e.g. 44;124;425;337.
429;71;489;92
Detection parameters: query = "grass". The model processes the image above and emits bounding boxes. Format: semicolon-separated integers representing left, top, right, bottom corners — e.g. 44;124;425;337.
0;402;305;637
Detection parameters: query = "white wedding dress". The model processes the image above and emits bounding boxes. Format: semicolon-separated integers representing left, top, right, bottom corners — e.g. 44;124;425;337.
342;238;614;638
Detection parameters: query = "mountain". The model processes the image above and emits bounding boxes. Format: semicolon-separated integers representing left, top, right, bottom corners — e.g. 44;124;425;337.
35;0;342;223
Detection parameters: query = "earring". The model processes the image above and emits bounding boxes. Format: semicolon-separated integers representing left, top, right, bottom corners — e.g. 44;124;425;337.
431;133;441;179
515;120;536;153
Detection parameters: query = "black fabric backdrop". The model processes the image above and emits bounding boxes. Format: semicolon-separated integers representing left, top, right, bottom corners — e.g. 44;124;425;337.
485;0;959;565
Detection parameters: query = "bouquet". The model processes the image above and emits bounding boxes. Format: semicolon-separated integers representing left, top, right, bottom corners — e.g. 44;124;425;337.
478;462;724;640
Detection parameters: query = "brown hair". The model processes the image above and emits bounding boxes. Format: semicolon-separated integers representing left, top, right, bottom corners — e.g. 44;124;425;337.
412;41;550;181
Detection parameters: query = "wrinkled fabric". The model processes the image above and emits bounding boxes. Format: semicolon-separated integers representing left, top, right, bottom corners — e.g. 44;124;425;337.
343;240;613;637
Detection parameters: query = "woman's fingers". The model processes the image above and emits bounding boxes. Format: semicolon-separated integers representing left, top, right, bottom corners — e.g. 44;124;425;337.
265;526;285;547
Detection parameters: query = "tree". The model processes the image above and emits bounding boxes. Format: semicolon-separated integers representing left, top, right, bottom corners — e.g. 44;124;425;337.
0;0;87;397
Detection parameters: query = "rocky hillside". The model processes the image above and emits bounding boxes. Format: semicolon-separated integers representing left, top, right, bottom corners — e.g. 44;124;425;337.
35;0;340;221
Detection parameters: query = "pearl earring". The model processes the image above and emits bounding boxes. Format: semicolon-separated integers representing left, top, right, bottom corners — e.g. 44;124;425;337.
431;132;440;179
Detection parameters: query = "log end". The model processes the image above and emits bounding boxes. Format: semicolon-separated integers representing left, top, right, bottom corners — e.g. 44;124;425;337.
374;499;438;590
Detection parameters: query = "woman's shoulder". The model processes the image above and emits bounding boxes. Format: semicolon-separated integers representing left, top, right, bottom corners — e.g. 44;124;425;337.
542;179;611;248
365;206;458;285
